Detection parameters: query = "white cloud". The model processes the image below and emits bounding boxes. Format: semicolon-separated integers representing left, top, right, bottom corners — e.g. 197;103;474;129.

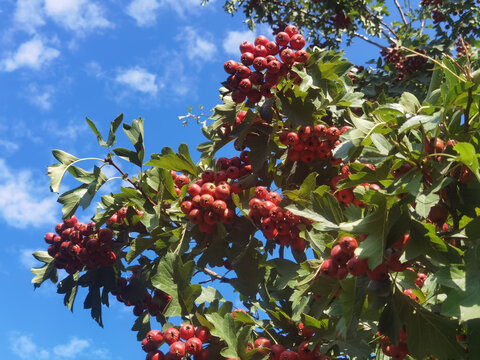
13;0;111;34
10;333;50;360
0;139;20;152
176;26;217;62
223;29;256;56
26;84;55;110
163;0;212;17
126;0;161;27
115;67;158;95
53;337;90;358
0;158;58;228
0;38;60;72
20;248;42;269
13;0;45;33
44;0;112;33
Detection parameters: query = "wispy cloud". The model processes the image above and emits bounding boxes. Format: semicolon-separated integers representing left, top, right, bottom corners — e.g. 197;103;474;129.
13;0;111;35
126;0;161;27
44;0;112;34
0;37;60;72
115;67;158;95
223;29;256;56
53;337;90;358
0;158;58;228
176;26;218;62
9;332;110;360
26;84;55;110
10;333;50;360
20;249;43;269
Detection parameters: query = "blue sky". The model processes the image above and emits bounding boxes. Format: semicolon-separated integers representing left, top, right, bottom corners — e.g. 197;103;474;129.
0;1;387;359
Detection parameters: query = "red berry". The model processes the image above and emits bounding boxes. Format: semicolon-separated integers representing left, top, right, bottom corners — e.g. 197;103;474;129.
179;323;195;340
254;337;271;355
164;328;180;345
169;341;186;357
320;258;338;278
284;25;299;37
224;60;238;74
266;41;279;55
185;337;203;355
295;50;309;63
280;48;295;64
254;44;268;58
195;326;211;343
241;52;255;66
240;41;255;53
290;34;305;50
175;174;190;188
275;32;290;46
347;256;368;276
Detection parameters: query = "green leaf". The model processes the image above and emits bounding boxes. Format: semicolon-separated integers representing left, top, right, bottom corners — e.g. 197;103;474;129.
147;146;198;176
132;312;150;341
113;147;142;167
86;117;107;147
370;133;393;155
399;92;420;114
392;290;463;360
415;192;439;218
84;284;103;327
47;150;80;193
151;252;201;317
30;251;58;288
122;117;145;166
398;110;442;134
454;142;480;181
57;273;79;312
442;249;480;322
52;149;79;165
107;113;124;147
205;312;242;358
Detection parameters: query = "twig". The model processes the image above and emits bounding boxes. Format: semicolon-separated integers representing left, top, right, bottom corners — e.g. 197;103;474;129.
201;268;231;283
393;0;408;26
353;32;386;49
464;87;473;133
105;157;157;207
419;17;426;37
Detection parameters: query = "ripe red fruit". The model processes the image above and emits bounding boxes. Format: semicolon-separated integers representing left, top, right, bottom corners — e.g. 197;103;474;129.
231;181;244;194
169;341;186;357
240;52;254;66
148;351;165;360
270;344;286;360
298;322;314;338
367;263;389;281
339;236;358;253
346;257;368;276
185;337;203;355
415;272;427;288
291;236;306;251
142;337;157;352
255;186;268;199
428;204;448;223
254;44;268;58
98;228;113;244
189;208;203;224
319;258;338;278
279;350;299;360
284;25;299;37
175;175;189;188
266;41;279;55
240;41;255;53
297;341;314;360
195;348;209;360
275;32;290;46
146;330;164;347
255;35;269;46
194;326;211;343
290;34;306;50
199;194;214;208
280;48;296;64
224;60;238;74
403;289;418;302
236;65;251;78
295;50;309;63
64;215;78;228
239;78;253;93
254;337;271;355
179;323;195;340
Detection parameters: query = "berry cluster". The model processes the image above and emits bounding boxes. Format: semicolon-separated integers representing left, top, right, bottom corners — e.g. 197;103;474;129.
380;46;427;81
456;38;471;57
420;0;442;5
279;124;347;164
106;206;144;225
432;8;446;23
378;328;409;360
248;186;310;251
223;25;309;105
141;324;211;360
330;11;351;29
44;215;116;274
330;163;378;207
114;275;172;317
181;159;253;233
172;171;191;195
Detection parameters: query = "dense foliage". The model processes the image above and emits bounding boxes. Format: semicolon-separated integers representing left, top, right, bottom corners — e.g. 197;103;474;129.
31;1;480;359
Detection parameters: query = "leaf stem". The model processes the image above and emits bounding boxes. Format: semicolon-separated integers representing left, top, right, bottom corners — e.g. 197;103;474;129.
104;157;157;207
200;268;231;283
393;0;408;26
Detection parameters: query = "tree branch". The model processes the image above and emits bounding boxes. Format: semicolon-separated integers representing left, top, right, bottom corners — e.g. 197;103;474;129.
105;157;157;207
201;268;231;283
353;31;386;49
394;0;408;26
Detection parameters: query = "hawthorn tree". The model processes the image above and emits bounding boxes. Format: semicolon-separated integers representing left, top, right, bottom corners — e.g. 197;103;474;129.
31;1;480;360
